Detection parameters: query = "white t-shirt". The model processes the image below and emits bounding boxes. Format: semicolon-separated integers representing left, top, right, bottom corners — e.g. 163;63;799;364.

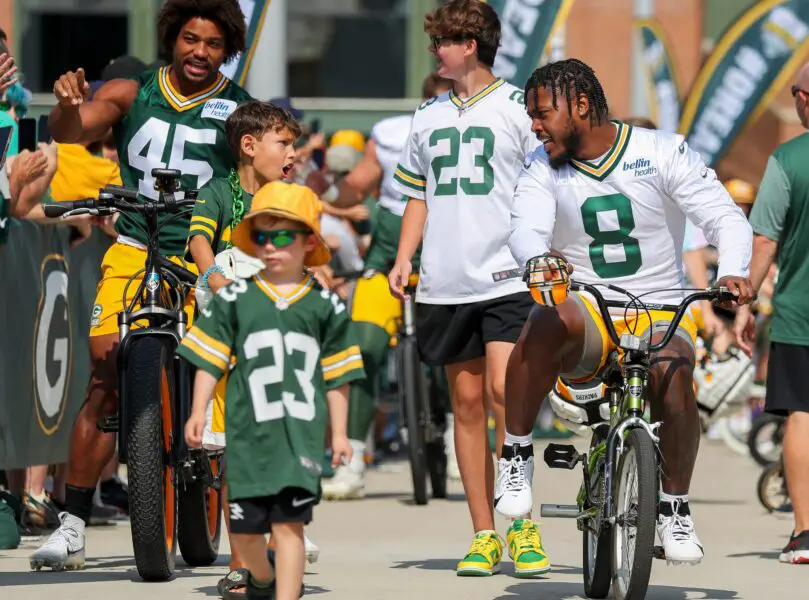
371;114;412;217
391;79;538;304
509;124;752;305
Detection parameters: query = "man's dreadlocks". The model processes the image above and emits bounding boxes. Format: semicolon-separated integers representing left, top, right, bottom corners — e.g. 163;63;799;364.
157;0;247;64
525;59;610;127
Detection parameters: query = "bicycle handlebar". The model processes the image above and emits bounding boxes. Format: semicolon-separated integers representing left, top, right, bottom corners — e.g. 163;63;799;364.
571;281;737;353
43;186;197;220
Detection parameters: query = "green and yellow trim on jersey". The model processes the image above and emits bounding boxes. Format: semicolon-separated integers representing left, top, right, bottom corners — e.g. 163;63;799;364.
157;65;230;112
321;345;363;382
569;121;633;182
449;78;506;112
255;273;315;307
189;215;218;244
180;327;233;374
393;164;426;193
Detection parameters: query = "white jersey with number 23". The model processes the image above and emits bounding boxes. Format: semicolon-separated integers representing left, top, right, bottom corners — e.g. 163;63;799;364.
391;78;538;304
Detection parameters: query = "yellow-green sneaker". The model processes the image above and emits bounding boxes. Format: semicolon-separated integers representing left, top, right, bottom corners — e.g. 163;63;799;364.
456;531;504;576
507;519;551;577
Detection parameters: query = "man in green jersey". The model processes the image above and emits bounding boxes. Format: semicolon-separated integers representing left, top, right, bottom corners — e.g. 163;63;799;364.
735;62;809;565
181;182;364;599
31;0;252;570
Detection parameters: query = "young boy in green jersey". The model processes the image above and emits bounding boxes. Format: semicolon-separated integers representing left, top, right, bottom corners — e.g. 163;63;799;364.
189;99;300;294
180;181;364;600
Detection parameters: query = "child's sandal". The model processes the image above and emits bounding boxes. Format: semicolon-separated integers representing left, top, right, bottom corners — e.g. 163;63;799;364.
217;568;249;599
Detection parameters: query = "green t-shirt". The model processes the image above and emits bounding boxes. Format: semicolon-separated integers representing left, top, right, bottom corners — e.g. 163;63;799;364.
113;66;253;255
187;176;253;255
750;132;809;345
176;274;365;500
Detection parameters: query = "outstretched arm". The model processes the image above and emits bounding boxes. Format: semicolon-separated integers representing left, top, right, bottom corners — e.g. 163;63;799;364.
49;71;138;144
333;139;383;208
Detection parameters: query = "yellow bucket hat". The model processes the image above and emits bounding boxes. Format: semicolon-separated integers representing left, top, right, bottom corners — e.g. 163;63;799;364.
724;178;756;204
329;129;366;153
231;181;332;267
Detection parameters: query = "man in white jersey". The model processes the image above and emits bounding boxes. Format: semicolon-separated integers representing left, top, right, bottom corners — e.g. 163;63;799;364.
320;72;454;500
387;0;547;578
495;59;754;565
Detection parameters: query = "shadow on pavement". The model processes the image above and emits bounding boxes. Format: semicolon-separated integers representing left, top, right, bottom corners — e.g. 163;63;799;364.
688;497;746;506
726;549;781;560
493;581;739;599
193;582;330;597
390;559;582;577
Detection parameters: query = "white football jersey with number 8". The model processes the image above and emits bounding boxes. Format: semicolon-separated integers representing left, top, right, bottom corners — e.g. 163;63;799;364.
509;124;752;305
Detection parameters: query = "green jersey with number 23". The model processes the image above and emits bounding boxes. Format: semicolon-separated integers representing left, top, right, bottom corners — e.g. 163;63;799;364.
176;274;365;500
113;66;252;255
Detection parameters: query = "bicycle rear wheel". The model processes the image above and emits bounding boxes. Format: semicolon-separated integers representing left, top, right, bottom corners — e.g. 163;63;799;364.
748;413;784;467
124;336;178;581
399;336;428;505
757;460;792;513
611;429;658;600
178;451;222;566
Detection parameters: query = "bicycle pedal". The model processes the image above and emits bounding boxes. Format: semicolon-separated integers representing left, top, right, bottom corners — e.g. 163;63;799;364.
97;416;119;433
653;546;666;560
543;443;582;470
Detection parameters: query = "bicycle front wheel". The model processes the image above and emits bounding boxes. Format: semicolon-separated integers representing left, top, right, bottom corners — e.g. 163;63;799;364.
124;336;178;581
612;428;658;600
398;336;428;505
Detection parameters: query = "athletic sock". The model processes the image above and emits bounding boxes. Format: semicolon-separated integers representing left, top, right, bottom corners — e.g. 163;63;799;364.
502;431;533;459
64;484;96;525
658;492;690;516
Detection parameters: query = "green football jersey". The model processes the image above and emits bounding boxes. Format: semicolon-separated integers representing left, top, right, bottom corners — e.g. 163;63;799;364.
113;66;253;255
176;273;366;500
187;176;253;255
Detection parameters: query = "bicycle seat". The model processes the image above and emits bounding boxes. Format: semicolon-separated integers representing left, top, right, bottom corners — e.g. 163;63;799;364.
548;377;610;435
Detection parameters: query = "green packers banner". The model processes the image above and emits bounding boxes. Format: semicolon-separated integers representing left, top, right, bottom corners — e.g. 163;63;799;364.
219;0;270;85
486;0;577;87
0;223;111;469
680;0;809;166
637;19;681;133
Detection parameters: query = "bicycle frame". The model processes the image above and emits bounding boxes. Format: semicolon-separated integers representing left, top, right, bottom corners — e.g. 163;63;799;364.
568;282;734;525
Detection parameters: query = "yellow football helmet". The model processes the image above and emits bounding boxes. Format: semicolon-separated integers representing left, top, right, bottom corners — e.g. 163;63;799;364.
524;254;571;306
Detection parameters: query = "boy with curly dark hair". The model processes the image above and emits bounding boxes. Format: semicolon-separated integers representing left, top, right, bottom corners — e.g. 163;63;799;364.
30;0;253;574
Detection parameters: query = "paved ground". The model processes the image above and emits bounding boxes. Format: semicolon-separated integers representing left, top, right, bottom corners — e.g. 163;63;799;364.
0;436;802;599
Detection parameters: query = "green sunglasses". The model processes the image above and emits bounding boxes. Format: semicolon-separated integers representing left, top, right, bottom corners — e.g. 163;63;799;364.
250;228;310;248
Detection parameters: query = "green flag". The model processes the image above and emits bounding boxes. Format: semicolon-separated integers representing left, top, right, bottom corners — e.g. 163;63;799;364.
680;0;809;166
637;19;681;133
486;0;577;87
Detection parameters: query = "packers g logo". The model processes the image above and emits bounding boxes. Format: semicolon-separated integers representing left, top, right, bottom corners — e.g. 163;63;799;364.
33;253;72;435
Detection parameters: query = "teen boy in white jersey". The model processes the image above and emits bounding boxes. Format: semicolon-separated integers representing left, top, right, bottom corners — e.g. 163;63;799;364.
498;58;754;566
388;0;546;578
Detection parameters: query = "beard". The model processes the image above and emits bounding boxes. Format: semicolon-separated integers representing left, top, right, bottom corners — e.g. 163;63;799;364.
548;122;582;170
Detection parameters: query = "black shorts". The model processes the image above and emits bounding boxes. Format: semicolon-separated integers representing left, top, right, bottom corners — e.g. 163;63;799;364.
228;487;315;535
765;342;809;416
415;292;533;366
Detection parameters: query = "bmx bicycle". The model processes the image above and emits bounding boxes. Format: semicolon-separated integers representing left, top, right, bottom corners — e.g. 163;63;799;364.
37;169;222;581
538;281;735;599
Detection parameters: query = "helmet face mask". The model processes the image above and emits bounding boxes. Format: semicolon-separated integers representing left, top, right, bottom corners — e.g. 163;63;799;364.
524;254;572;306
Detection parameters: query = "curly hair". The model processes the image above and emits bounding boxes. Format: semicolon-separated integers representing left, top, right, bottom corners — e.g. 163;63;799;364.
424;0;501;68
157;0;247;64
525;59;610;127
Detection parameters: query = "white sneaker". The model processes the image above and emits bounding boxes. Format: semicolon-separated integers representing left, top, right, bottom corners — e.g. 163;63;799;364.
444;413;461;481
494;454;534;518
657;509;704;565
322;439;366;500
304;534;320;564
30;512;86;571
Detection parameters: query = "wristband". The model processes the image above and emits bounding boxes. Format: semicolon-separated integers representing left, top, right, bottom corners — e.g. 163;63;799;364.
201;264;226;288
